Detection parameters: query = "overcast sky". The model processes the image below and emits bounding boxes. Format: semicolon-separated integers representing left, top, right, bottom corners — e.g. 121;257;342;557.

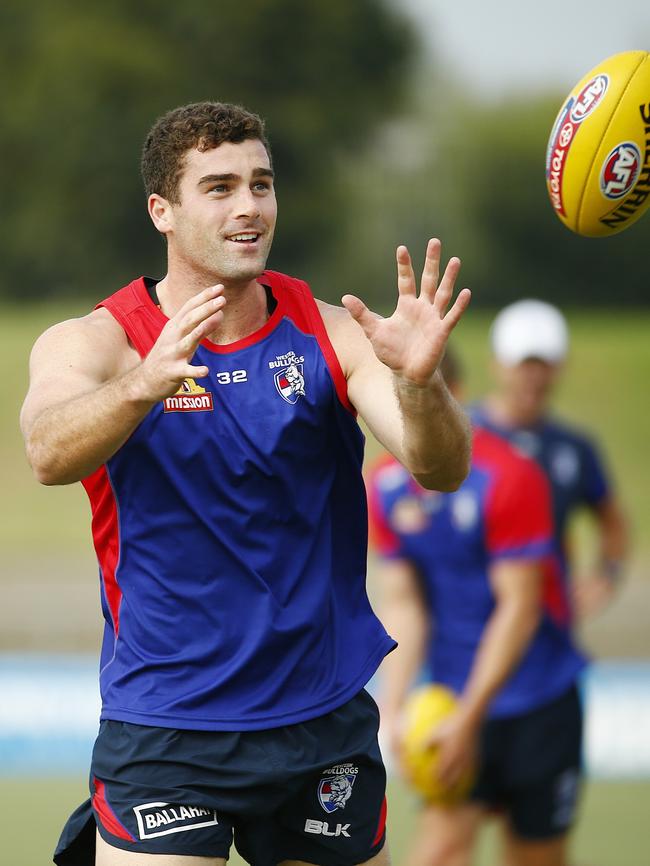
398;0;650;98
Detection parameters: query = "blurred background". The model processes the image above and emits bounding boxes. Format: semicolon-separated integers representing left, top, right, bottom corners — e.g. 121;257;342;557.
1;0;649;862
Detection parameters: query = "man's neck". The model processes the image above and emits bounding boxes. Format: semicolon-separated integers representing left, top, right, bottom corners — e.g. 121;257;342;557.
156;268;270;345
485;394;545;429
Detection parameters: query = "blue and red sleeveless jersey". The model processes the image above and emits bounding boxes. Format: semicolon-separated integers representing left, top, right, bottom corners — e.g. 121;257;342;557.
82;271;395;731
368;428;586;718
470;402;612;623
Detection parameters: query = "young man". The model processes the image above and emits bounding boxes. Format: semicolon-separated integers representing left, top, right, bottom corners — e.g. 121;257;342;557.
472;299;629;622
20;102;472;866
368;351;586;866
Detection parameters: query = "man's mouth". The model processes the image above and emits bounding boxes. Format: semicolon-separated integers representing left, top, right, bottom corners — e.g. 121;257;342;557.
226;232;261;244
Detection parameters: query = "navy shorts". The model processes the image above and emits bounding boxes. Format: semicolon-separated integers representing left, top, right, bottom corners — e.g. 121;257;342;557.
471;685;583;839
54;689;387;866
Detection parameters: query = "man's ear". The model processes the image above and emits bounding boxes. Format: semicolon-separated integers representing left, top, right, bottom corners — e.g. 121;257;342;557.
148;193;174;235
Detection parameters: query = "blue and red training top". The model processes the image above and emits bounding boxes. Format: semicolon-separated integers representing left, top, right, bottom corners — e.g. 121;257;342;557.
82;271;395;731
368;428;586;719
470;402;612;624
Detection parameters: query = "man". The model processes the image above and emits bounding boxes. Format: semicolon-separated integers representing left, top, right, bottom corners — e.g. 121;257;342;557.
472;299;629;622
20;102;471;866
368;350;586;866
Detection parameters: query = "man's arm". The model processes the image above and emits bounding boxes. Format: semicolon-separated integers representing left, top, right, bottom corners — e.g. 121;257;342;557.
431;558;543;788
21;285;226;485
324;240;472;491
376;559;429;758
573;495;630;618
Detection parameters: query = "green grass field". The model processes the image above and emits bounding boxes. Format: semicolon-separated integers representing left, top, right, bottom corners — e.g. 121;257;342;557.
3;776;649;866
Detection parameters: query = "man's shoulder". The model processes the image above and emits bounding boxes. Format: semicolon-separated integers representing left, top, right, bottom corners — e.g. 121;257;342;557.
540;414;602;453
35;305;125;347
473;425;527;466
473;426;548;490
30;306;137;383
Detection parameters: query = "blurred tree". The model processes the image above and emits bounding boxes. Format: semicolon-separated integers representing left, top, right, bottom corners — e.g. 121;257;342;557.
0;0;416;301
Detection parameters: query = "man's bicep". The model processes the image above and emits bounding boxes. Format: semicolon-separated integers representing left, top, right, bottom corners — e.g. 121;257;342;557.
379;558;424;603
488;558;543;606
21;316;124;433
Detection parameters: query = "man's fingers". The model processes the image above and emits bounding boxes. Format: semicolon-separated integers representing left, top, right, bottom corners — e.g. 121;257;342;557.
185;363;210;380
181;309;226;356
442;287;472;332
432;256;461;314
176;294;227;340
174;284;225;321
341;294;380;337
396;245;417;297
420;238;441;301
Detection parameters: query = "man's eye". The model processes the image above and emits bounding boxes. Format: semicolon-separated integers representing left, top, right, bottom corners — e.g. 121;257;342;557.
253;181;271;191
210;185;228;194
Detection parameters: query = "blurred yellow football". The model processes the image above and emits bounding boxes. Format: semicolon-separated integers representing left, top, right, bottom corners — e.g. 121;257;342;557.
401;684;475;804
545;50;650;236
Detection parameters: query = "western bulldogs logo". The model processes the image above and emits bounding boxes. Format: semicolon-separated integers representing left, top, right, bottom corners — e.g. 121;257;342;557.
275;362;306;403
318;765;358;813
269;350;306;404
600;142;641;199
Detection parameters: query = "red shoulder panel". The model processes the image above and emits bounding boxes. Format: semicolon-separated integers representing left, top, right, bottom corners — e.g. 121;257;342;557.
96;277;165;358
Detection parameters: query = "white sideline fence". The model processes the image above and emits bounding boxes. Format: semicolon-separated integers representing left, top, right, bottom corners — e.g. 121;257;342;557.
1;655;649;777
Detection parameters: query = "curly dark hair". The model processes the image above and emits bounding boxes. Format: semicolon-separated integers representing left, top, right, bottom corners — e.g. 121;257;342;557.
141;101;271;204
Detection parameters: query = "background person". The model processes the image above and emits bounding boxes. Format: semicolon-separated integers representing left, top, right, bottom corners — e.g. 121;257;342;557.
368;349;586;866
20;101;471;866
471;299;629;623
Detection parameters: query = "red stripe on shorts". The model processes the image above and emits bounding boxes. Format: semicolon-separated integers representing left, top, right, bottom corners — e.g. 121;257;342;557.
92;776;136;842
372;796;388;847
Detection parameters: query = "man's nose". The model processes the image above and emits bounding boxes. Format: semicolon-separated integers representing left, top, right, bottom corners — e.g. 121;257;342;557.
232;187;260;219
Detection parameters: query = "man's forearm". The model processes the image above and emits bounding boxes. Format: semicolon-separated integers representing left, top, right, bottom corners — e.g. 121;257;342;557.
25;368;155;485
379;600;427;721
394;371;471;491
457;599;540;726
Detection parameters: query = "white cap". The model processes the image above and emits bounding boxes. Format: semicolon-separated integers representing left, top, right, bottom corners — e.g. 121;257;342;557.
490;299;569;366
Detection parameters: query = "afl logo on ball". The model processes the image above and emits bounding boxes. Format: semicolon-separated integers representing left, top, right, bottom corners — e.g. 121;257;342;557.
569;74;609;123
600;142;641;199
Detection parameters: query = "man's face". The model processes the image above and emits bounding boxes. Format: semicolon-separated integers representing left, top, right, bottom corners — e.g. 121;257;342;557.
161;138;277;284
496;357;561;420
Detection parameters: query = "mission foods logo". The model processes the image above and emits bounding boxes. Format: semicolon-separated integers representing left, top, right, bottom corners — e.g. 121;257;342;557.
133;802;219;839
163;378;214;413
546;74;609;216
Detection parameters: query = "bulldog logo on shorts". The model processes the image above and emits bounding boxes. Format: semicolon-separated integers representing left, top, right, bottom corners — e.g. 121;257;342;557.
318;764;359;813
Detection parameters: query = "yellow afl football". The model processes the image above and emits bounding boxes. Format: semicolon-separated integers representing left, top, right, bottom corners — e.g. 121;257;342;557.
401;684;474;804
545;50;650;236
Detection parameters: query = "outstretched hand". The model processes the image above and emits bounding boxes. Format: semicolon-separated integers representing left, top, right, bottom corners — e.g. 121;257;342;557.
342;239;471;386
342;238;471;385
